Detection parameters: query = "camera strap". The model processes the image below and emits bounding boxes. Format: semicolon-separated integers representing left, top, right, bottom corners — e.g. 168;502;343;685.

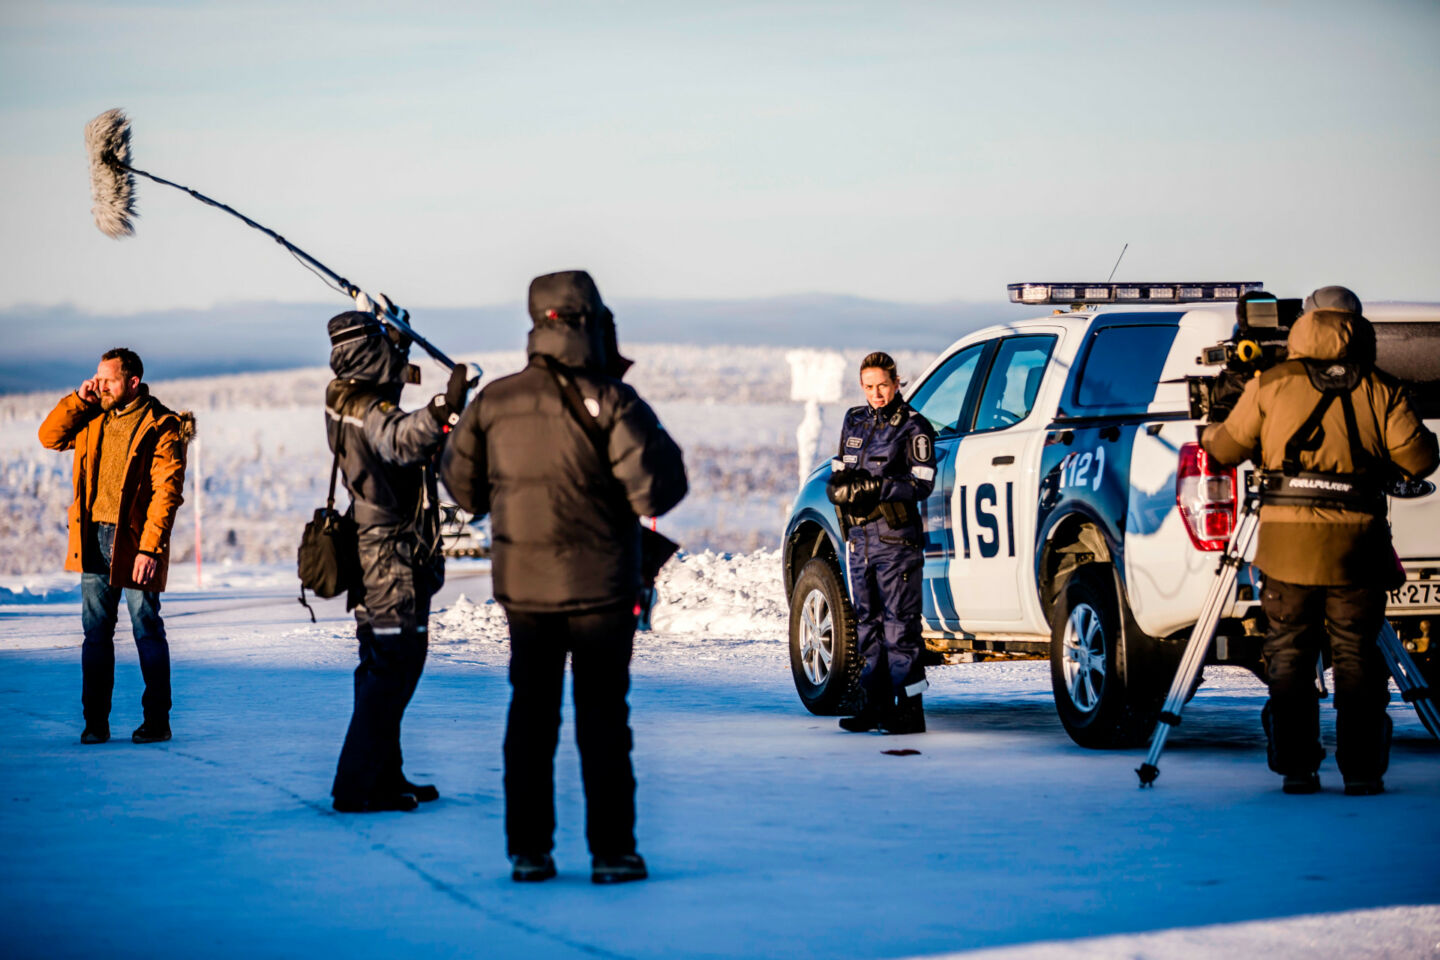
1268;377;1385;512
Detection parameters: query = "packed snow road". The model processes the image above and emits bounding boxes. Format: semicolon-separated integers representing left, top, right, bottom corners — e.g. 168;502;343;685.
1;557;1437;960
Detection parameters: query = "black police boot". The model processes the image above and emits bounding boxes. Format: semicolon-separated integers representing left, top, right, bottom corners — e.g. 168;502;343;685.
883;694;926;735
838;704;881;733
131;721;171;744
511;853;558;883
592;853;647;885
81;725;109;744
840;687;893;732
1282;772;1321;795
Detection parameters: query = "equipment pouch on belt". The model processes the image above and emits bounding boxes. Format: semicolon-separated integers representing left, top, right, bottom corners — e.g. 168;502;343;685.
878;500;915;528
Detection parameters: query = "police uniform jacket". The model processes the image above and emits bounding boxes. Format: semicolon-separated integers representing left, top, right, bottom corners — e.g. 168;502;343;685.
833;396;937;528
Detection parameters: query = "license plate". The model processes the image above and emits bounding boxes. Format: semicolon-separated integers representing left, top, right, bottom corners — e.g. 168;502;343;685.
1388;580;1440;608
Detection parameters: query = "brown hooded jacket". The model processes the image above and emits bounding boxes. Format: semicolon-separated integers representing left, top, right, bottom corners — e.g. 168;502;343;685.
1202;309;1438;585
38;387;194;592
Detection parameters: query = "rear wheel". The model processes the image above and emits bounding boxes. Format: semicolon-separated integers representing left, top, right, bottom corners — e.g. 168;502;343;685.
789;556;862;715
1050;566;1150;748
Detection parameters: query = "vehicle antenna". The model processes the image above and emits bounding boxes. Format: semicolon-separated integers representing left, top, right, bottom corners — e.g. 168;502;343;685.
1106;243;1129;283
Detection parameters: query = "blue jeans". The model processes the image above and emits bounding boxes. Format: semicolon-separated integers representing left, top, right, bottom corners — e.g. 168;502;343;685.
80;522;170;728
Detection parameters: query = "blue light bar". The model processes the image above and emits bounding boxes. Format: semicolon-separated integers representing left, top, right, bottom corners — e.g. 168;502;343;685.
1007;282;1263;305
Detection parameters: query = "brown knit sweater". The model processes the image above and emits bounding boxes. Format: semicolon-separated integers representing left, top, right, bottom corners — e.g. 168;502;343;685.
91;395;148;524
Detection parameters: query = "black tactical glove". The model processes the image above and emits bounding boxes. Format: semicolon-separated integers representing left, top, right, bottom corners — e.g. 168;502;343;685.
826;471;882;516
428;362;471;429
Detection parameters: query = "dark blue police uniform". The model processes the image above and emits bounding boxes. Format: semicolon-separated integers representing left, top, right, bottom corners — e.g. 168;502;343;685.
829;397;936;730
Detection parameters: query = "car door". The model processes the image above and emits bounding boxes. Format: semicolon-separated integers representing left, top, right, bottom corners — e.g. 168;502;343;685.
949;332;1059;631
905;341;992;633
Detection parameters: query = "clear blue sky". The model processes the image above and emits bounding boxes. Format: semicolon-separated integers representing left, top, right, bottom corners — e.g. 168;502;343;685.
2;0;1438;313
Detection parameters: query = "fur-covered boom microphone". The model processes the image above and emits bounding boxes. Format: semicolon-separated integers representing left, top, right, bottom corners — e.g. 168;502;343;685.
83;108;456;369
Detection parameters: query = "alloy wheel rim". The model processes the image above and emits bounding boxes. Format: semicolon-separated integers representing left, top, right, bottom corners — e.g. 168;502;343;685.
1062;602;1106;714
798;588;834;685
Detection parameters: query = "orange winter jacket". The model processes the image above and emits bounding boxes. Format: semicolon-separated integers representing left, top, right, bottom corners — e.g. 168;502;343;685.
38;387;194;591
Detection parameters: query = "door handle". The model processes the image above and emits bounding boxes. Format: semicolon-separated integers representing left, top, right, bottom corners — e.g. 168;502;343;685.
992;455;1015;466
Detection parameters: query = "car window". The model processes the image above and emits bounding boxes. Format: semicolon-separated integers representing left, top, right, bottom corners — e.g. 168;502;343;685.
908;342;986;435
972;335;1057;432
1375;321;1440;419
1073;324;1179;410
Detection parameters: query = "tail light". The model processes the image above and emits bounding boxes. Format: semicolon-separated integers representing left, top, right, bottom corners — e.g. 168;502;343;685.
1176;442;1236;551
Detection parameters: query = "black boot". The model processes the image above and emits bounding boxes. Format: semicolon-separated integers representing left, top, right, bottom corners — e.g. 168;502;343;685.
882;694;925;735
592;853;647;885
400;778;439;803
81;725;109;744
1282;772;1321;794
511;853;557;882
131;721;171;744
839;705;881;733
333;793;419;813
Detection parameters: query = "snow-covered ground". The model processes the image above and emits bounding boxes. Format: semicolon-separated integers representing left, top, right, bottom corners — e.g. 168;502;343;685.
2;552;1437;959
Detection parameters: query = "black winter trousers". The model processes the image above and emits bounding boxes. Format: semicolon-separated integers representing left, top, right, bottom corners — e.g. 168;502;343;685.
1260;578;1391;781
503;606;638;858
331;592;432;805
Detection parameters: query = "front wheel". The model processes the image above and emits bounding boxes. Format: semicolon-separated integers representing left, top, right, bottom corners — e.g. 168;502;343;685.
789;556;862;715
1049;566;1150;748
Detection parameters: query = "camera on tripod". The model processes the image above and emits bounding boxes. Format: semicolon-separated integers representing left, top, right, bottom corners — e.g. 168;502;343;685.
1187;291;1303;422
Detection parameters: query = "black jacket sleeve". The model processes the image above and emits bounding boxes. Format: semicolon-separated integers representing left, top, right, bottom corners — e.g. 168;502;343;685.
361;398;446;468
439;393;489;517
607;384;687;519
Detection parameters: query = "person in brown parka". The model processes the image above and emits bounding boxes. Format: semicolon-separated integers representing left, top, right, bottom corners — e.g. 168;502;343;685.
1203;286;1438;796
38;348;192;745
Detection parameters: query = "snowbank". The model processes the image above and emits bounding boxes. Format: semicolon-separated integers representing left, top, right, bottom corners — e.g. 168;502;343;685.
0;572;81;605
429;550;787;658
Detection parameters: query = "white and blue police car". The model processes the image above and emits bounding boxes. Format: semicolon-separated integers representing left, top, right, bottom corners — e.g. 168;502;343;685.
782;283;1440;747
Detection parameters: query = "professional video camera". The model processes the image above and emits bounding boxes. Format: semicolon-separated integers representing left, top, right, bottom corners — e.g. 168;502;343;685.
1186;291;1303;422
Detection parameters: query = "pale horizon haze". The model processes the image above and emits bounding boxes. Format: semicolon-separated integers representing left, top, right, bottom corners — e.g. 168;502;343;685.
2;0;1438;315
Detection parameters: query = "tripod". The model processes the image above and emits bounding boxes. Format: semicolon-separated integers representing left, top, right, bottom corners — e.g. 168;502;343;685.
1136;481;1440;786
1135;483;1261;786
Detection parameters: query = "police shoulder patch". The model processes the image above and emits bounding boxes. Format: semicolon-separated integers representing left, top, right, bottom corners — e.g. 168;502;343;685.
911;433;932;462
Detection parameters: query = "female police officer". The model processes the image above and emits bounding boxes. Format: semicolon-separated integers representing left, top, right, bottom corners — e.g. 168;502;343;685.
827;352;937;734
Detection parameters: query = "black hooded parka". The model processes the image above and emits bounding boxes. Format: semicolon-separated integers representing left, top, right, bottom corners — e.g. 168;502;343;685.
324;311;449;807
440;288;687;613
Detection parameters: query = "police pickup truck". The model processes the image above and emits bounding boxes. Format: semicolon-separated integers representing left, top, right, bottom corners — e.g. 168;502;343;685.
783;282;1440;747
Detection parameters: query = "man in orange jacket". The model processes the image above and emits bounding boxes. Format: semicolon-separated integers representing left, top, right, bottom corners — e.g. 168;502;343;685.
39;348;192;745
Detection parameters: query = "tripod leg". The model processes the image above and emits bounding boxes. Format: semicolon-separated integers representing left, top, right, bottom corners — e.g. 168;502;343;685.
1377;620;1439;740
1136;501;1261;786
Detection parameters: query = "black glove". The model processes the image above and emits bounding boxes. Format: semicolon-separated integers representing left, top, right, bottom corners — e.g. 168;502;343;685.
826;471;882;515
428;362;471;429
